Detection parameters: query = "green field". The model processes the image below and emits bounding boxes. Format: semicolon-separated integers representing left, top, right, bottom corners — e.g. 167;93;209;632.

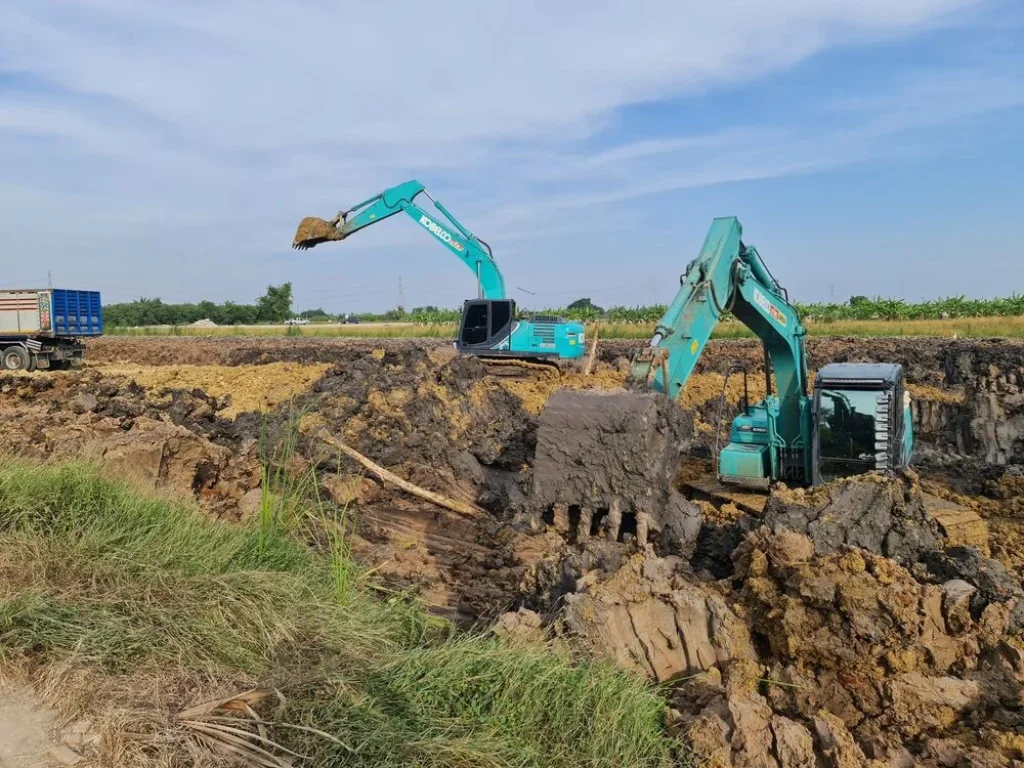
107;315;1024;339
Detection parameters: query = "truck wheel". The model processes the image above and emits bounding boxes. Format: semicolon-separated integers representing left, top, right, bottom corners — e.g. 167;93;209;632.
1;346;30;371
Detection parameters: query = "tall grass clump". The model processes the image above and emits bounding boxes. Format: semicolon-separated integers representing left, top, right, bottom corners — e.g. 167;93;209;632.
0;460;677;767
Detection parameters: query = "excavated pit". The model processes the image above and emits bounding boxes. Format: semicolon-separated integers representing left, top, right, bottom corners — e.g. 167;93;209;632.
1;335;1022;766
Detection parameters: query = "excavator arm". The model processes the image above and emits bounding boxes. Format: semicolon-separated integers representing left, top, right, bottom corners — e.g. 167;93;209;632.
292;179;506;300
630;217;810;478
632;217;807;401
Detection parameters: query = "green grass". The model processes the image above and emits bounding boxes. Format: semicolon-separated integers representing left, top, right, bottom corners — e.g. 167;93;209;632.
0;460;676;767
106;314;1024;340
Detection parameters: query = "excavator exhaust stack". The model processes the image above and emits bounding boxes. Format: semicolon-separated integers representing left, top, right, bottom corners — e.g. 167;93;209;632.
292;216;345;250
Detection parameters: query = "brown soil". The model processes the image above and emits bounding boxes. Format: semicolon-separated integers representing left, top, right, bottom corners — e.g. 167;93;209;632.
93;362;332;417
3;335;1024;765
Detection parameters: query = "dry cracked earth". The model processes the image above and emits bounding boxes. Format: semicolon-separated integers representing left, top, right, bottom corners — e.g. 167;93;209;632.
3;335;1024;767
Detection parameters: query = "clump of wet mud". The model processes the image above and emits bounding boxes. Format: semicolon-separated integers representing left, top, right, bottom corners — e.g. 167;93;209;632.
761;472;942;563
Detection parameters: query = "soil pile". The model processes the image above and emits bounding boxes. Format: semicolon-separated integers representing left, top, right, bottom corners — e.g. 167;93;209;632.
293;348;536;505
761;472;942;563
86;336;454;367
501;467;1024;766
0;372;260;518
94;362;332;417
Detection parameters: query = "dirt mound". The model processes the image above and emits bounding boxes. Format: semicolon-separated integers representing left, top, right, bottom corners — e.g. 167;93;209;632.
558;554;755;681
85;337;454;367
0;372;260;518
494;466;1024;765
761;472;942;563
521;519;1024;766
294;348;535;490
95;362;332;417
729;527;1024;766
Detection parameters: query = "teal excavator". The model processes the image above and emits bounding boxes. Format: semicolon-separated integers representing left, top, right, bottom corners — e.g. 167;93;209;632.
535;216;915;492
292;180;586;363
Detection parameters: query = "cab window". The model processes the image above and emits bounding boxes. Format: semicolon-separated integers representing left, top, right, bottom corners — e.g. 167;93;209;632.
818;389;879;482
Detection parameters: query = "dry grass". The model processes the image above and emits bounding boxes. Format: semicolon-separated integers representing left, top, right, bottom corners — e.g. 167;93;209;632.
0;460;678;768
108;315;1024;340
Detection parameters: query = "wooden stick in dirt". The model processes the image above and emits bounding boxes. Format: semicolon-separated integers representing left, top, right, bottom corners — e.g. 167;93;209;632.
311;428;486;519
582;326;599;376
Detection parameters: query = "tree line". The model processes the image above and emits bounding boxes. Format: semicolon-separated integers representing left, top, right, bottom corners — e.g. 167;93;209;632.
103;289;1024;327
103;284;295;326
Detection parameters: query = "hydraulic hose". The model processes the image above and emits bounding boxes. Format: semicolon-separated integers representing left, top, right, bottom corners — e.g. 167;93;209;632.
707;260;742;317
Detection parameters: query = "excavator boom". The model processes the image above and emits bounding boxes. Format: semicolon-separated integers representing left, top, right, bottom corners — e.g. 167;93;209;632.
292;179;506;299
291;180;586;364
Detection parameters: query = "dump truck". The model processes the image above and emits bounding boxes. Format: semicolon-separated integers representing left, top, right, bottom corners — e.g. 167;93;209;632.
0;289;103;371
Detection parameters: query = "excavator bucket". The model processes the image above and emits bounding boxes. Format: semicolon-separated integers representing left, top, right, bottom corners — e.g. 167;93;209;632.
532;389;699;546
292;216;344;250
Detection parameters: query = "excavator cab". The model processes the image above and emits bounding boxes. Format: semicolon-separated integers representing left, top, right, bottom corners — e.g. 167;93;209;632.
457;299;516;351
810;363;913;484
717;362;913;488
456;299;586;360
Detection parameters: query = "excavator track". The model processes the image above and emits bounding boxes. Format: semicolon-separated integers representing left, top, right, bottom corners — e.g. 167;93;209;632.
480;357;563;380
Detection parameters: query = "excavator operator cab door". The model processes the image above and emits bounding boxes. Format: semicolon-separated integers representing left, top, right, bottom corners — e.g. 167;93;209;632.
456;299;516;353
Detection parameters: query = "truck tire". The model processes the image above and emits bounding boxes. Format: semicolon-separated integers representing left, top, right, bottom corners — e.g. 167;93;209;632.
1;346;30;371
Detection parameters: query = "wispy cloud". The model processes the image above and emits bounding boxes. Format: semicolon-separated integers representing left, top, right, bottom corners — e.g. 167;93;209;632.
0;0;1017;306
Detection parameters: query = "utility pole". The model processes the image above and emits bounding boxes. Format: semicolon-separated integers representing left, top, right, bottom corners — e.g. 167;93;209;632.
48;271;52;290
397;276;405;311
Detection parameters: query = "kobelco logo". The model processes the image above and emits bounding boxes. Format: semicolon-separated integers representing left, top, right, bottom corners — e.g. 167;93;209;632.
754;287;787;327
419;215;464;252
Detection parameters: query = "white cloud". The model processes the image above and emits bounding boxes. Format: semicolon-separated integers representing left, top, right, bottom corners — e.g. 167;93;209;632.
0;0;1017;307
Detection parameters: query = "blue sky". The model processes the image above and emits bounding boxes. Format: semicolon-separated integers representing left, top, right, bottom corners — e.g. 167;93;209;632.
0;0;1021;313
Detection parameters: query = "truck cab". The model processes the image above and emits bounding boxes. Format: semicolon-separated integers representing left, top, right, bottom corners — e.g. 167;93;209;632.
811;363;913;484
